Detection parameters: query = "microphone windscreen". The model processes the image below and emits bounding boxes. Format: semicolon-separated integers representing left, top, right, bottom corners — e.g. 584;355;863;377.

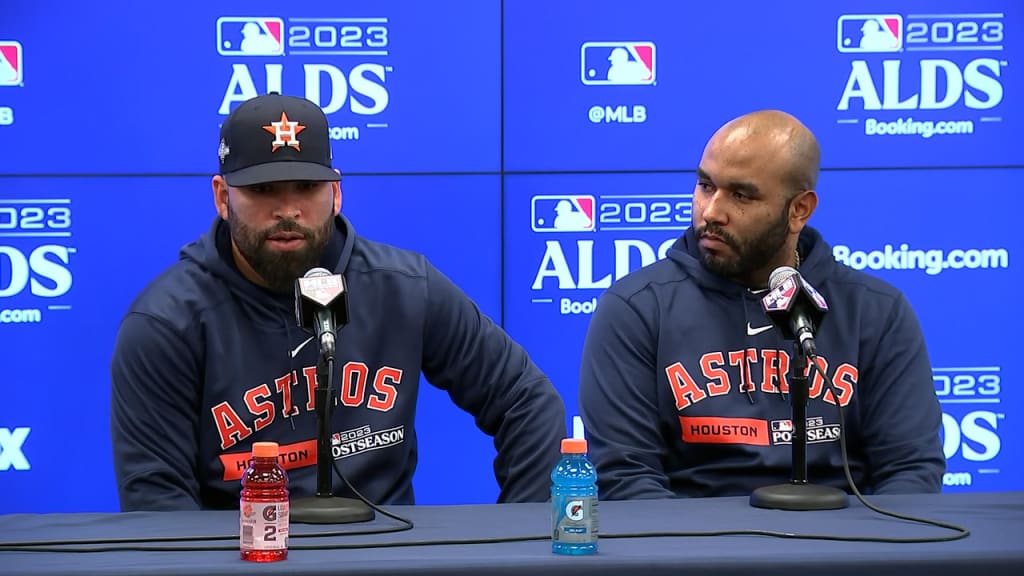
768;266;799;290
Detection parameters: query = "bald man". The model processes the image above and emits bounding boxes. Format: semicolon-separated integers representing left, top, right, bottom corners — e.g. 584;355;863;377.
579;110;944;500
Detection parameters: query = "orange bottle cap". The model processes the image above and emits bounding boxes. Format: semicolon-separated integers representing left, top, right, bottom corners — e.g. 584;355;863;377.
252;442;280;458
561;438;587;453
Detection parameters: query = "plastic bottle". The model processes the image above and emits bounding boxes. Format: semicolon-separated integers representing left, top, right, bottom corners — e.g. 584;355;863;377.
551;437;598;555
240;441;289;562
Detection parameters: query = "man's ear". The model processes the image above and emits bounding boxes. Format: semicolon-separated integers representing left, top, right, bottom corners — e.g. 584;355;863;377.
212;175;230;221
789;189;818;234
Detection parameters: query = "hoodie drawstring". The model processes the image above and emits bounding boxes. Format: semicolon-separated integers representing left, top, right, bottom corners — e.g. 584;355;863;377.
282;312;299;431
739;298;756;405
741;292;791;404
777;348;789;403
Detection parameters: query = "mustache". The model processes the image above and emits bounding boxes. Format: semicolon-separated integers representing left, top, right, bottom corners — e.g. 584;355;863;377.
261;219;313;241
697;224;739;249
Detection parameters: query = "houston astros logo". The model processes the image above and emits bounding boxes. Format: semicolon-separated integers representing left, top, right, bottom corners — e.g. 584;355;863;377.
263;111;305;152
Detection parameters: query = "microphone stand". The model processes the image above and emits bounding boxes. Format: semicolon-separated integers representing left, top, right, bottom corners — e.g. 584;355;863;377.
749;341;848;511
290;346;375;524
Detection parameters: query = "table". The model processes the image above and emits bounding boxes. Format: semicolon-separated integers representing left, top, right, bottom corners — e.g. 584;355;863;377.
1;492;1021;576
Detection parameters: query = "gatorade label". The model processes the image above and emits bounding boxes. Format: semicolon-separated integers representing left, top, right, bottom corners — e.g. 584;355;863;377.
240;501;290;551
552;495;598;543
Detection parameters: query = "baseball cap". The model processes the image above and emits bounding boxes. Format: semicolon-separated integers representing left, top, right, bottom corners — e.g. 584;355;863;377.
218;93;341;187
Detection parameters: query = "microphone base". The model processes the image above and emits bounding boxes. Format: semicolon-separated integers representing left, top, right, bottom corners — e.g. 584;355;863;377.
290;495;375;524
749;482;849;511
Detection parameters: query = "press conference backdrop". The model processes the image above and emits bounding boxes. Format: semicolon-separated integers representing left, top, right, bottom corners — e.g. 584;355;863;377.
0;1;1018;513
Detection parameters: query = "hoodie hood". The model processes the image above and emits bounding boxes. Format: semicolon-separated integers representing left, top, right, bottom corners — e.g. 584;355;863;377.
667;226;834;295
179;214;356;331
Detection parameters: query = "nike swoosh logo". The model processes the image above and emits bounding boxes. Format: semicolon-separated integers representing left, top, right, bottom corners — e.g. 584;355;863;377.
289;336;315;359
746;323;773;336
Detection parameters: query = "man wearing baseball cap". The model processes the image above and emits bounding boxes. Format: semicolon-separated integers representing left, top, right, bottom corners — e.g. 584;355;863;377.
111;93;566;511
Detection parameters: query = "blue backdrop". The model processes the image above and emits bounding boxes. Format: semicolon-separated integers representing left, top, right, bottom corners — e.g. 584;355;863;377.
0;0;1019;512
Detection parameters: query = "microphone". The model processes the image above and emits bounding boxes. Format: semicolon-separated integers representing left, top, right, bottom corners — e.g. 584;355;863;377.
749;265;848;512
761;266;828;358
294;267;349;360
290;267;375;525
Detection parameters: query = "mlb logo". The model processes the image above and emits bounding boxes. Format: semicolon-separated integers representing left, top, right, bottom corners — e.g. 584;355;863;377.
581;42;656;86
531;195;596;232
762;278;796;312
298;274;345;307
799;277;829;311
0;41;23;86
837;15;903;53
771;420;793;433
216;17;285;56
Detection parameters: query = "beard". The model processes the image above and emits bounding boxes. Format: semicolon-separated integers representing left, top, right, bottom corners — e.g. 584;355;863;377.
227;204;335;293
696;199;791;284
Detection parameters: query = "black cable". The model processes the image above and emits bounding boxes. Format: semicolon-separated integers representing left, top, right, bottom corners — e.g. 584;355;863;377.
0;534;549;553
0;356;972;553
805;354;970;543
0;448;974;552
0;522;979;553
323;351;414;533
0;508;412;548
330;460;414;532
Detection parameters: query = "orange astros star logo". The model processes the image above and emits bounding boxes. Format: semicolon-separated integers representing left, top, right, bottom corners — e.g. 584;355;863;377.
262;111;306;152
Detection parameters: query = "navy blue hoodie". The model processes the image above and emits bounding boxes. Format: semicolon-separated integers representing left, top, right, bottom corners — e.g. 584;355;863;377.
111;215;565;511
579;226;945;500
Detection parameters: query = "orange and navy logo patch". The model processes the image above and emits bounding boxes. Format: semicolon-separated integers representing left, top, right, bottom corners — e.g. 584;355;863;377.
262;111;305;152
